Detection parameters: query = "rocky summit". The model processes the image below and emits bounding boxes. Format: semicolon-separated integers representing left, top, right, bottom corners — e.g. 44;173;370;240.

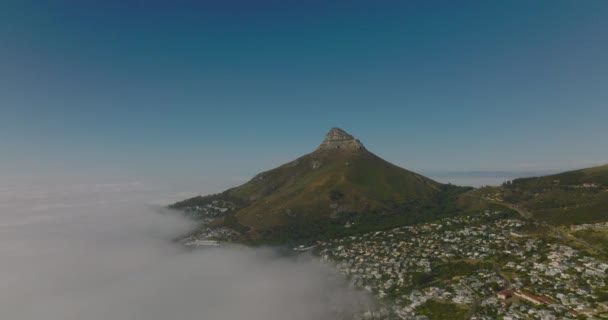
316;127;366;152
171;128;472;244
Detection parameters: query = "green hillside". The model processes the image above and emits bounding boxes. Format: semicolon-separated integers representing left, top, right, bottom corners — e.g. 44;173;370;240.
230;149;441;229
476;164;608;225
171;128;474;244
512;164;608;187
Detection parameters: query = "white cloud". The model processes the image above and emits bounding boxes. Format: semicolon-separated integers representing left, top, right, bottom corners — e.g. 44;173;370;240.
0;180;370;320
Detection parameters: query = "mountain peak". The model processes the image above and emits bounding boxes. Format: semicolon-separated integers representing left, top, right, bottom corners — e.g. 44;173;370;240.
317;128;366;151
172;126;448;243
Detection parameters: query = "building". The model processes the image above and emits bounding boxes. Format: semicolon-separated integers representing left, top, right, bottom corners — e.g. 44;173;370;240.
497;289;514;300
514;291;553;305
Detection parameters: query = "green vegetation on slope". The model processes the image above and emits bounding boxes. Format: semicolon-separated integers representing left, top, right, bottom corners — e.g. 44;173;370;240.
570;228;608;259
244;184;477;245
475;164;608;226
199;142;449;243
416;300;467;320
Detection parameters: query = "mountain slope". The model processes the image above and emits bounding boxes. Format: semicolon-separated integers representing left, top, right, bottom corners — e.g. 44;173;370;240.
172;128;472;243
477;164;608;225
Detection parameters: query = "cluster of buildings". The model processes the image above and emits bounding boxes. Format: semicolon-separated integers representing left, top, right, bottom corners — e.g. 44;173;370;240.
179;200;240;245
580;183;600;188
313;211;608;319
497;242;608;318
181;199;237;218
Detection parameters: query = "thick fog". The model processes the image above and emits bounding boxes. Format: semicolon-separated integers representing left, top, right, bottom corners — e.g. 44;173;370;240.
0;179;369;320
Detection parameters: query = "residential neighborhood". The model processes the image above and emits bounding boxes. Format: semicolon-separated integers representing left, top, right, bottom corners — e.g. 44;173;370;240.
313;211;608;319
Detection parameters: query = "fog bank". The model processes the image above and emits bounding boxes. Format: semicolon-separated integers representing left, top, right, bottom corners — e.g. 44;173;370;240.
0;179;369;320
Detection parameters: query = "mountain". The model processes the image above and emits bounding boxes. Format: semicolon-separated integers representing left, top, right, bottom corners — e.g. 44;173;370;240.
171;128;473;244
477;164;608;225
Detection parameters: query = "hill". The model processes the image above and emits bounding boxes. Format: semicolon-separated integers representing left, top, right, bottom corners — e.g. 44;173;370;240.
171;128;474;244
476;164;608;225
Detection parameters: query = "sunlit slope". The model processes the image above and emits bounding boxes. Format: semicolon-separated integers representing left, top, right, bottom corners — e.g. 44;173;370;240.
228;147;442;230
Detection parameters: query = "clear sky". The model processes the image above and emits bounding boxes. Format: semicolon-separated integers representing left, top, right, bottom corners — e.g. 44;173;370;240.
1;1;607;187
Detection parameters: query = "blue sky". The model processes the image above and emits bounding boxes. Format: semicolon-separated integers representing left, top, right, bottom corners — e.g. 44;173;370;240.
1;1;607;187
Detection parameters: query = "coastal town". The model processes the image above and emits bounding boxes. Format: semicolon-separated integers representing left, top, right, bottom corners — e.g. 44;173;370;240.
312;211;608;319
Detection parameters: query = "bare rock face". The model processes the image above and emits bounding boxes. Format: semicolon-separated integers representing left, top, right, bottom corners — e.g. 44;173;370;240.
316;128;366;152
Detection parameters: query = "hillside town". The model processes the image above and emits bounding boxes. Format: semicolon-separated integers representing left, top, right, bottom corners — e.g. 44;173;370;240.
313;211;608;319
178;200;241;244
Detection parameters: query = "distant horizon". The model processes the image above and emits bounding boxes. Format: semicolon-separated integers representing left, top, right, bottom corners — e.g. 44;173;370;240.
1;124;606;189
2;155;604;191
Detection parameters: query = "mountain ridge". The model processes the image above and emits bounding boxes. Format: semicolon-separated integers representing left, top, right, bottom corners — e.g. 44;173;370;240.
476;163;608;225
172;128;473;243
172;128;608;243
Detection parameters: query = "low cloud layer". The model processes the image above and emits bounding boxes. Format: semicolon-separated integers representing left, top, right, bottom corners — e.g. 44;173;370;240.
0;180;369;320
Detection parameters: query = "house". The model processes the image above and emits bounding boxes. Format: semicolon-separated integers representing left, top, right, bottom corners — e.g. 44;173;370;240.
497;289;514;300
